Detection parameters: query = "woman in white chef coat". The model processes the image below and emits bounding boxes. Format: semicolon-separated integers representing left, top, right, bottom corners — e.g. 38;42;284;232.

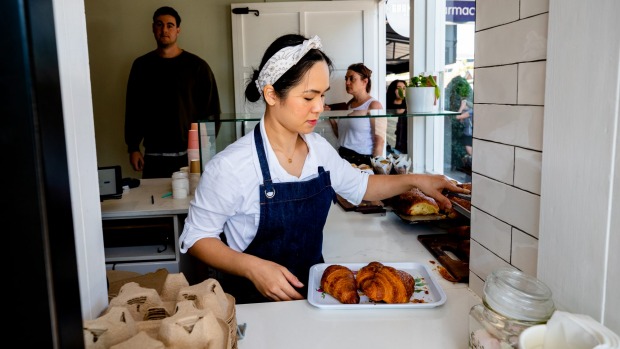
179;34;468;304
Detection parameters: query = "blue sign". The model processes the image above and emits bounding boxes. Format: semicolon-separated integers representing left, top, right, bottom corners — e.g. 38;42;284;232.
446;1;476;23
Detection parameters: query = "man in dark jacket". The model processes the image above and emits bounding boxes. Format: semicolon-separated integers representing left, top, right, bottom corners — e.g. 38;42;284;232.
125;6;220;178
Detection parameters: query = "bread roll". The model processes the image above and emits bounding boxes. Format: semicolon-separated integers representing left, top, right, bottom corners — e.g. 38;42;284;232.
390;188;439;215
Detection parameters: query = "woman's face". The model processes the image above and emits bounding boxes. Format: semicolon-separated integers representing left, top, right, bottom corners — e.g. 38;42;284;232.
344;70;367;95
395;81;406;99
270;61;330;134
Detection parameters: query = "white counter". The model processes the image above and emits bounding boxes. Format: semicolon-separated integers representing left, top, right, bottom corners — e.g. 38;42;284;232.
236;204;481;349
100;178;192;218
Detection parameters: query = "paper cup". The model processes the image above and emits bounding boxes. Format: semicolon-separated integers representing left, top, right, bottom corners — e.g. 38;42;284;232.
190;159;201;174
518;325;547;349
172;187;188;199
172;171;188;179
188;129;199;149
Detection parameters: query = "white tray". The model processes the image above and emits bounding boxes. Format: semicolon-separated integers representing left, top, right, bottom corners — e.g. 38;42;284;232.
307;262;447;309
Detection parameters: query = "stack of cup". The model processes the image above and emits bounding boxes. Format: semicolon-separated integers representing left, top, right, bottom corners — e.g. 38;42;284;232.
189;159;201;195
188;123;200;168
171;171;189;199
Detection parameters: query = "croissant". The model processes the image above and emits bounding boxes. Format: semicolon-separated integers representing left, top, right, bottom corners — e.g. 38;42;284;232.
356;261;414;304
320;264;360;304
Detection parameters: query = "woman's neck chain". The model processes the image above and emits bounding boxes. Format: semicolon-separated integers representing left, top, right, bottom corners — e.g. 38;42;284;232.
273;137;299;164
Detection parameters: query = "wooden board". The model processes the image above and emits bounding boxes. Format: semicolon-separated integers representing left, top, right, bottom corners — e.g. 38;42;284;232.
418;234;470;283
336;195;385;214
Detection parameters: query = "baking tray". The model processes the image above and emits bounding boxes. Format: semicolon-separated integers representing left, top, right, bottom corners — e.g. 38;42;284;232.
336;195;386;214
450;200;471;219
307;262;446;309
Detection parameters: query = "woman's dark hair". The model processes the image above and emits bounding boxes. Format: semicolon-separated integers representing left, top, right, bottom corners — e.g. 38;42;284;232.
153;6;181;27
347;63;373;93
386;79;406;109
245;34;334;102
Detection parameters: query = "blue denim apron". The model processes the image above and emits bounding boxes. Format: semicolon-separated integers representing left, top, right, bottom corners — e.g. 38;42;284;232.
221;124;336;304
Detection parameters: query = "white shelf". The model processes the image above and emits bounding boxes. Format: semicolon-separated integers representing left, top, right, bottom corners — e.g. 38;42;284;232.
104;244;176;263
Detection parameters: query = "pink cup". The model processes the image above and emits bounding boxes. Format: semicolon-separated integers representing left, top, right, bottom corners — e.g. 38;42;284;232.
188;130;199;149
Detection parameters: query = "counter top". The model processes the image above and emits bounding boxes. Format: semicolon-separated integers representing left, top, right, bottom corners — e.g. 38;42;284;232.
236;205;481;349
100;178;192;218
102;178;481;347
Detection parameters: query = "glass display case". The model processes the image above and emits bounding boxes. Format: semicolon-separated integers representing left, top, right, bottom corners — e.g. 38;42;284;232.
197;109;470;183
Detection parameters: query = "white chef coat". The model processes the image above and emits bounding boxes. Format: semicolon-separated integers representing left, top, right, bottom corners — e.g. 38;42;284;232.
179;119;370;253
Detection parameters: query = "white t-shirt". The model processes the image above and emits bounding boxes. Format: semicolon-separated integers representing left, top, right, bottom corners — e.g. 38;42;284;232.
179;119;370;253
336;98;377;155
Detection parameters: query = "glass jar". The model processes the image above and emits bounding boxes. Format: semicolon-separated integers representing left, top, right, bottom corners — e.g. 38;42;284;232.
469;268;555;349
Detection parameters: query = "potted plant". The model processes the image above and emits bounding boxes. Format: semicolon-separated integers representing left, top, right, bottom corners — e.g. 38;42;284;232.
399;73;440;113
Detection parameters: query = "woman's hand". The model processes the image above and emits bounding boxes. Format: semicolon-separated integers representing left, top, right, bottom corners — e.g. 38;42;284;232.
415;174;469;210
247;259;305;301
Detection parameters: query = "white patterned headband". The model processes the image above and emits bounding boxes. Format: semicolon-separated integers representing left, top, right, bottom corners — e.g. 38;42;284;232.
255;35;323;96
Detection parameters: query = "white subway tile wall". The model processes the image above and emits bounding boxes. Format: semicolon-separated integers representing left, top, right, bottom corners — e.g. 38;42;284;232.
520;0;550;18
471;208;512;261
513;148;542;194
474;105;544;150
472;139;514;184
476;0;519;31
518;61;547;105
469;240;513;281
474;65;518;104
469;0;549;293
510;228;540;275
475;14;547;66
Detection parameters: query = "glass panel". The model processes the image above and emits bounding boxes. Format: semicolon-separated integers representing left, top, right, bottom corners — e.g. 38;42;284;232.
197;110;459;174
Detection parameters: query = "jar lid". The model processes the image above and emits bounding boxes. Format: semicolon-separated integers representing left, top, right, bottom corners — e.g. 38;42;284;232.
484;268;555;321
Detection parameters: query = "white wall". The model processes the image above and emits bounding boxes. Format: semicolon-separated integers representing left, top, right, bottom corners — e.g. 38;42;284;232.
539;0;619;332
469;0;619;333
468;0;548;291
53;0;109;319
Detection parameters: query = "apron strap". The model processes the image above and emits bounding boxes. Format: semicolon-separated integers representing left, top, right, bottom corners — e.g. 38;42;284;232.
253;124;275;198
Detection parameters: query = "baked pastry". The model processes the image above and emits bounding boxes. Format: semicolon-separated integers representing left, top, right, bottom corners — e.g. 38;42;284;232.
356;261;414;304
390;187;440;215
448;195;471;211
320;265;360;304
458;182;472;191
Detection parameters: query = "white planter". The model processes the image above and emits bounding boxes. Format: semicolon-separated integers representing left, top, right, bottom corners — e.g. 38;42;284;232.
406;86;439;113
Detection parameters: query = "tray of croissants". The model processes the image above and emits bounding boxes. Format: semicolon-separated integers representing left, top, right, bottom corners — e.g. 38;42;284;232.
307;261;446;309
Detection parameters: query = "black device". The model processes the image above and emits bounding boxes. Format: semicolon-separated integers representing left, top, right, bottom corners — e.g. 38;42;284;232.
98;165;123;200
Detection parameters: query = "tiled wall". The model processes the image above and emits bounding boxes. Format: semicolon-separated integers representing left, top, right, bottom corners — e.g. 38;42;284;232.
468;0;550;297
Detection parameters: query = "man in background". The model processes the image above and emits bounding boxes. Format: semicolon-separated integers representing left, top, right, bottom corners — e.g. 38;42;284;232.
125;6;220;178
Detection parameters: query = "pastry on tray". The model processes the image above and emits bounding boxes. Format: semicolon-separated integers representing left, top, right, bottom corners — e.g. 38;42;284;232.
356;261;414;304
320;264;360;304
388;187;440;216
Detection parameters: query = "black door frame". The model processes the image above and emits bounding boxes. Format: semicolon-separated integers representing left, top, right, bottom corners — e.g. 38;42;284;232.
3;0;84;346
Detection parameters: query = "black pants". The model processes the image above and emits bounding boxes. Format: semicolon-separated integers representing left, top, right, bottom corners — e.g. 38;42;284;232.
338;146;372;166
